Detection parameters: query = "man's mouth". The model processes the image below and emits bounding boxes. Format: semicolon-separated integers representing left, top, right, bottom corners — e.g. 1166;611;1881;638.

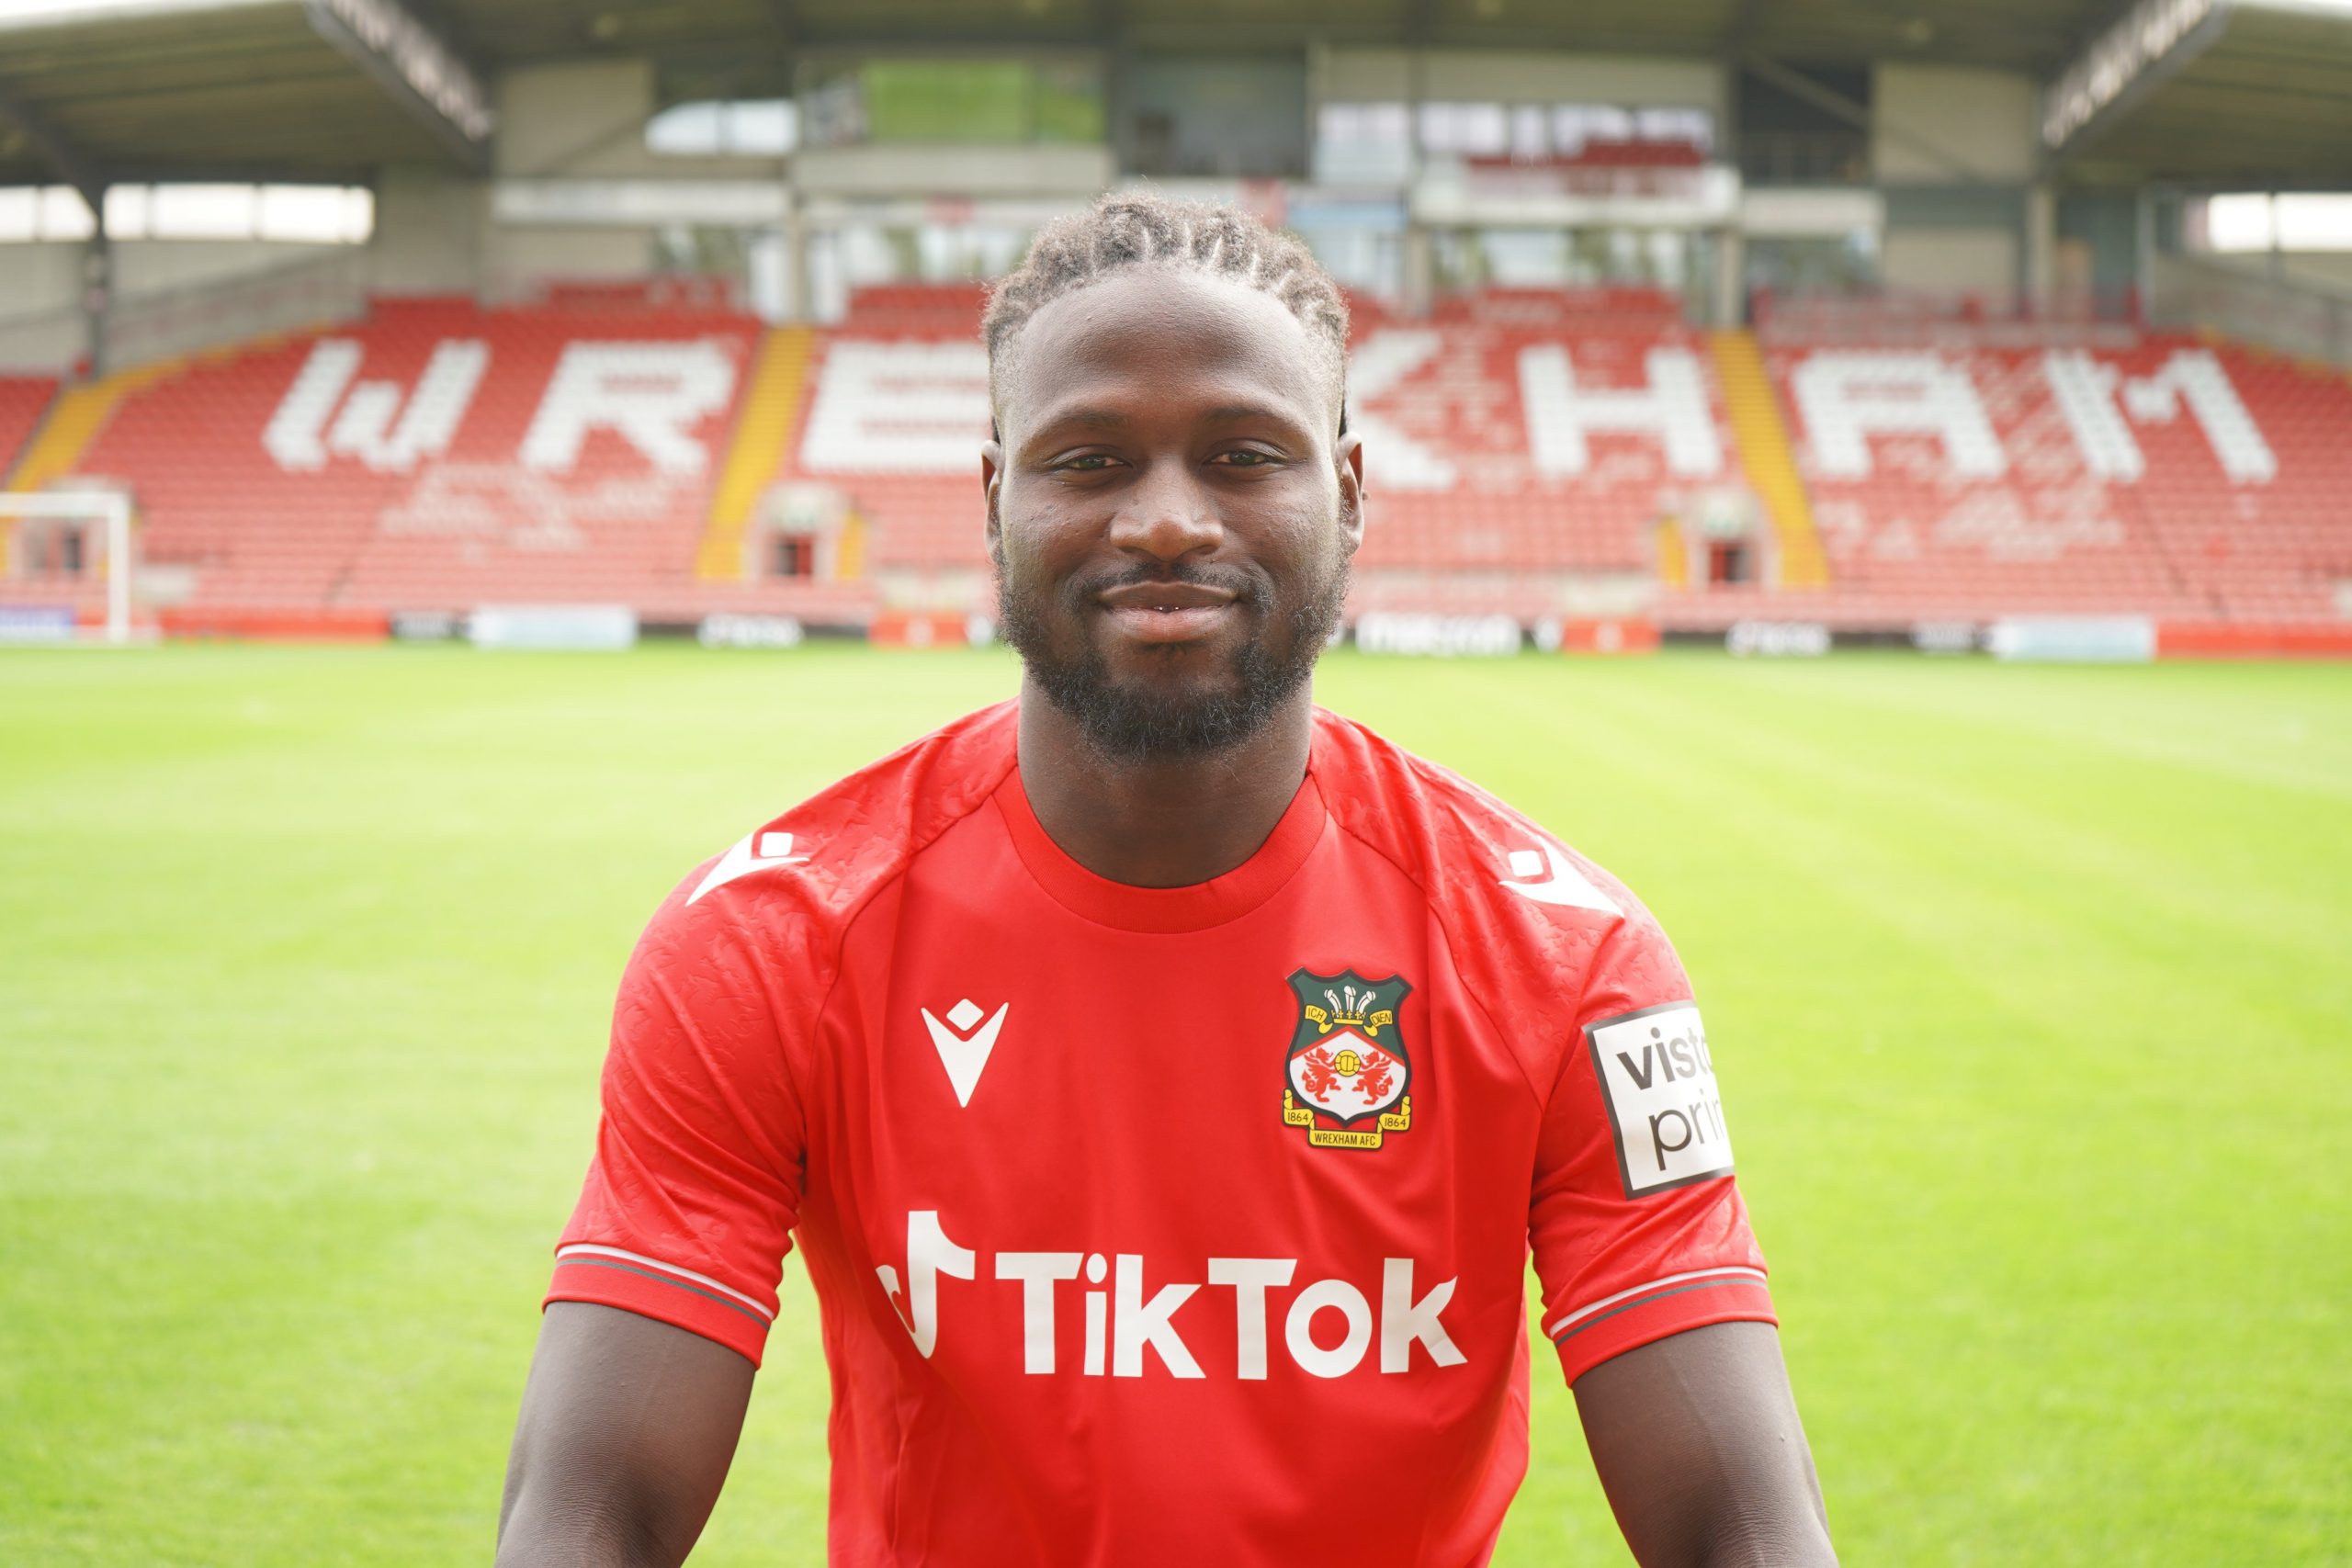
1096;581;1238;612
1092;580;1242;645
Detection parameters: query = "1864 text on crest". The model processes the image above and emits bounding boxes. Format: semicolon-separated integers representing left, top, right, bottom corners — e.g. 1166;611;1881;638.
1282;967;1414;1150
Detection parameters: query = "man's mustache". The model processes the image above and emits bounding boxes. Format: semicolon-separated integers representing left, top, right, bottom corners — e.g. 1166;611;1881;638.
1064;561;1268;608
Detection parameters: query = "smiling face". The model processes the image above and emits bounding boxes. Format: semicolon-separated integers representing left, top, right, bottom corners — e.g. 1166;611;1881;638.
984;266;1363;761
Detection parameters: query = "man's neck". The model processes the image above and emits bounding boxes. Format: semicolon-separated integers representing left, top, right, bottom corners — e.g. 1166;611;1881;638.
1015;679;1313;889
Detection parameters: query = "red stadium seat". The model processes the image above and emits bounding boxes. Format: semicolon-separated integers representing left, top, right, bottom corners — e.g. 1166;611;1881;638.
0;376;58;480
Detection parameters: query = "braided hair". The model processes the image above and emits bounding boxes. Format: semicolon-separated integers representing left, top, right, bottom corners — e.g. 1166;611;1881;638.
982;192;1351;433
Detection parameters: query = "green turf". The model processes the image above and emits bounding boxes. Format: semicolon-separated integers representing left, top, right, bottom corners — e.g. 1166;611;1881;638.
2;644;2346;1565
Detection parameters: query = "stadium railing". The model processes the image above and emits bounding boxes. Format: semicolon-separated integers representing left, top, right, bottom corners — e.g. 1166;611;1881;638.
101;251;371;376
2149;254;2352;371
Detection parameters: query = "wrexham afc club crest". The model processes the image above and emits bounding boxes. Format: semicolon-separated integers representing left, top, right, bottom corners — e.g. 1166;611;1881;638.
1282;967;1414;1150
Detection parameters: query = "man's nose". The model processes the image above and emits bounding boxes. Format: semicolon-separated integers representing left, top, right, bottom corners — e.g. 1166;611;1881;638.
1107;461;1222;563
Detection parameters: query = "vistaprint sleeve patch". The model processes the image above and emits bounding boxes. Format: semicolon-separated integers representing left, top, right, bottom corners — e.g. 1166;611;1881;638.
1584;1002;1736;1197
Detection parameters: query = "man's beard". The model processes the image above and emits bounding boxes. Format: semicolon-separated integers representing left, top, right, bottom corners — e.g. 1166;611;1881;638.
993;539;1350;763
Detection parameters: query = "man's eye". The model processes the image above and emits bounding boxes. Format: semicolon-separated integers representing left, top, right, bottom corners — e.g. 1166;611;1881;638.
1214;449;1279;468
1057;455;1119;472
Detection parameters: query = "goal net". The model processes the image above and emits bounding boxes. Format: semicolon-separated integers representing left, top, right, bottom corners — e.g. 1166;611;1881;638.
0;490;140;645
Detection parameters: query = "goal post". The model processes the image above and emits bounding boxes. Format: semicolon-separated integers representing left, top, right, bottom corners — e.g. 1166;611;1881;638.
0;491;137;645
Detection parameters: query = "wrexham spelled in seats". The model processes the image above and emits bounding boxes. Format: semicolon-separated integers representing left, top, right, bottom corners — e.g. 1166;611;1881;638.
1753;332;2352;626
52;291;804;620
17;284;2350;634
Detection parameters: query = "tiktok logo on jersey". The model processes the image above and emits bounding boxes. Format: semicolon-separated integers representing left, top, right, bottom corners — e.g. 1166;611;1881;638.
1584;1002;1735;1197
1280;967;1415;1151
876;1210;1468;1380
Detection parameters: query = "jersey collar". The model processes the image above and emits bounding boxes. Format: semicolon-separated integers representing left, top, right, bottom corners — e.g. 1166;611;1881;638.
993;758;1329;934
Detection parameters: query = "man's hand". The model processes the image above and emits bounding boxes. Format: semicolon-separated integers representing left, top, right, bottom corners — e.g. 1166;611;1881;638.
496;1303;755;1568
1573;1321;1836;1567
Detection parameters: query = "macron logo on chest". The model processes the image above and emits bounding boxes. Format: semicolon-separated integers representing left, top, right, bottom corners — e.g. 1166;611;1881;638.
922;998;1009;1108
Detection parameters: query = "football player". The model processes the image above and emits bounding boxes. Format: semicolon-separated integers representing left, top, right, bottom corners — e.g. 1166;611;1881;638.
498;196;1834;1568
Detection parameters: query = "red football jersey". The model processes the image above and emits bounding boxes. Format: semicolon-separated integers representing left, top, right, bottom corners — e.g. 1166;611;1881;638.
548;702;1771;1566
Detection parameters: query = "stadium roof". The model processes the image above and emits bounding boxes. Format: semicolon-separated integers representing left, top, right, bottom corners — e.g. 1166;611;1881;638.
0;1;480;187
0;0;2348;191
2048;2;2352;187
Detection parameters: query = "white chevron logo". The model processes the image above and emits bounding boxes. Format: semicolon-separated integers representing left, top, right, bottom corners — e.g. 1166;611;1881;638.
921;998;1009;1108
1498;845;1619;914
687;830;808;905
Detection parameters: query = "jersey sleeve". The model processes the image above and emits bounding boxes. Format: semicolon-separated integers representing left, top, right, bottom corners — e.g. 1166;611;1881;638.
544;877;812;1367
1529;905;1774;1385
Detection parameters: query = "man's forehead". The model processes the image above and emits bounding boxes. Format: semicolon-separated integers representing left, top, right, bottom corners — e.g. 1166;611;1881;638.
995;268;1333;436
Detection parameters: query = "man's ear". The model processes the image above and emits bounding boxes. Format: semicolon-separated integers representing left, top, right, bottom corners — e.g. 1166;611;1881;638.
1334;426;1366;557
981;426;1005;551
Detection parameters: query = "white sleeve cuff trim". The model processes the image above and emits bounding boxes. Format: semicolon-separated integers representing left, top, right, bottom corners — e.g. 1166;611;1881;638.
556;1243;776;1322
1545;1265;1767;1339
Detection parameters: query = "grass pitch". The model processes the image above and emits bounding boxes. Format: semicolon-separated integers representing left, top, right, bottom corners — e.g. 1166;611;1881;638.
2;643;2346;1565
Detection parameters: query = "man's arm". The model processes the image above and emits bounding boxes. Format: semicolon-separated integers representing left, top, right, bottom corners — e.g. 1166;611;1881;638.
495;1303;755;1568
1573;1321;1835;1568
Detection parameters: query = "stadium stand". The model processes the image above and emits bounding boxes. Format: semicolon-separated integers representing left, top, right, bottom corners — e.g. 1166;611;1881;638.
1713;329;2352;628
1351;289;1713;583
0;376;55;482
774;285;2351;632
19;289;870;627
311;296;752;618
770;285;1722;626
8;282;2348;637
779;283;990;609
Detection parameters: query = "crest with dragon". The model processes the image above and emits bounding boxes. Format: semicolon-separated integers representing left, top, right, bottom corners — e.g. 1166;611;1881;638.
1282;967;1414;1151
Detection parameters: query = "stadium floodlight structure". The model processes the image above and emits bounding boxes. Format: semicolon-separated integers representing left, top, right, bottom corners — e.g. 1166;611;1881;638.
0;490;137;644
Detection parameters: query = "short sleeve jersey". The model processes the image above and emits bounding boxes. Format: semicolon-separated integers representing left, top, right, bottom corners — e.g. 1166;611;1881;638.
548;702;1771;1567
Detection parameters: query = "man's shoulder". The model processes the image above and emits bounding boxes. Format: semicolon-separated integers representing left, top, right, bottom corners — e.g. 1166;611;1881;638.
1311;707;1670;1033
648;701;1020;954
1313;705;1639;928
1313;708;1693;1100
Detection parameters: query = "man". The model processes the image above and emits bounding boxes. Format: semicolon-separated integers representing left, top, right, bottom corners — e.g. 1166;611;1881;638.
498;196;1835;1567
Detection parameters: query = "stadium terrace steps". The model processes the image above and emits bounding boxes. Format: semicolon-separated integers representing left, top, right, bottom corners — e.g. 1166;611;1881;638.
1709;330;1829;588
696;325;814;581
1655;519;1690;590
